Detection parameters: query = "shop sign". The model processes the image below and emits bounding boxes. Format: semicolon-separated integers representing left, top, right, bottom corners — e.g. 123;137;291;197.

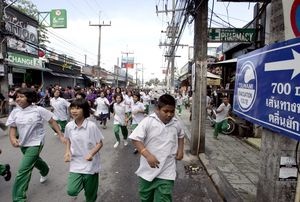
208;28;256;42
233;37;300;141
7;52;43;69
50;9;67;28
4;7;38;55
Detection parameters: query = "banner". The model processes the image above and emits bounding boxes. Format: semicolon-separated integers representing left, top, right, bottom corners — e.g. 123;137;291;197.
121;56;134;68
233;37;300;141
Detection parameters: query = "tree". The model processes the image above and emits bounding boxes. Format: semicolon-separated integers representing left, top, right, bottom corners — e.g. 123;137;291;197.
145;78;160;87
13;0;49;48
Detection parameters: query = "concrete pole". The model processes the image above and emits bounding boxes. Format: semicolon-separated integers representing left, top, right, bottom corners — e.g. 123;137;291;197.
0;0;9;99
89;16;111;84
256;1;297;201
190;0;208;155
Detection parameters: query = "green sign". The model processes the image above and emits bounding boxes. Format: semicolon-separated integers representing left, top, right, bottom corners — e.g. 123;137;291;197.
50;9;67;28
7;52;43;69
208;28;256;42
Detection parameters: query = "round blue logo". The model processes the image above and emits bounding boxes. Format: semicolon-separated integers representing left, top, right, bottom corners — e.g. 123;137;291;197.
237;61;257;112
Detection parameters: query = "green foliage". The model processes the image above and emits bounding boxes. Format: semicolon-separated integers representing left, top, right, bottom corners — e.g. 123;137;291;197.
145;78;161;86
13;0;38;19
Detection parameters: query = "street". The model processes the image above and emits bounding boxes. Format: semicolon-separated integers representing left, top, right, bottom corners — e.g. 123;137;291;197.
0;115;222;202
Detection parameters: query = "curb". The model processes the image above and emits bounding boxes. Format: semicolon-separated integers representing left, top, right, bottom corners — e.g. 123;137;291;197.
177;114;242;202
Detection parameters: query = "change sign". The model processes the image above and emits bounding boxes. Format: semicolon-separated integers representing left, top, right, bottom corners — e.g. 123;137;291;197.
233;37;300;141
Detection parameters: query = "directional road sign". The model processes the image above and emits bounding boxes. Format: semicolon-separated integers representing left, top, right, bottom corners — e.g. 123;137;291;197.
233;37;300;141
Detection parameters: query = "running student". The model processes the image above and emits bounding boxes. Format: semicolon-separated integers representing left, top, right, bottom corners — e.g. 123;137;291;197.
6;88;65;202
129;94;184;202
94;91;110;129
129;92;146;154
50;89;70;135
64;98;104;202
112;93;128;148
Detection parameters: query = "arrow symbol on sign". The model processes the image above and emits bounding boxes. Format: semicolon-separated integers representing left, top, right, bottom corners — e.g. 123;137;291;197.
264;49;300;80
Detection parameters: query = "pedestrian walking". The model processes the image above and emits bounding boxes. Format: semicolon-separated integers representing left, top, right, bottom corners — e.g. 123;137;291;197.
213;96;231;139
112;93;128;148
94;91;110;129
129;94;184;202
64;98;104;202
6;87;65;202
50;89;70;135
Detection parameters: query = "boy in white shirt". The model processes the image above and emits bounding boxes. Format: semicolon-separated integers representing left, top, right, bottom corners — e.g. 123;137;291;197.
129;94;184;201
214;96;231;139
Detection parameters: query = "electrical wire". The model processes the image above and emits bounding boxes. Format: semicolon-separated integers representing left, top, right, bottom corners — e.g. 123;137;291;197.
209;0;215;29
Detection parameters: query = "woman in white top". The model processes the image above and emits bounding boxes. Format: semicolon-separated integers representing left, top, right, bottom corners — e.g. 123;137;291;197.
94;91;110;129
6;88;65;202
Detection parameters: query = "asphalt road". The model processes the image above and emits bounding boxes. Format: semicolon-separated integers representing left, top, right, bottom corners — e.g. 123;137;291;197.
0;114;223;202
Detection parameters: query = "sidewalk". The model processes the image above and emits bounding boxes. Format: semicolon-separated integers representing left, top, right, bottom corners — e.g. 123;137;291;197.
177;108;260;202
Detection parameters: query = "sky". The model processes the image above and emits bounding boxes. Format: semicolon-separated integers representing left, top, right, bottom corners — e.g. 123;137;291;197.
28;0;256;81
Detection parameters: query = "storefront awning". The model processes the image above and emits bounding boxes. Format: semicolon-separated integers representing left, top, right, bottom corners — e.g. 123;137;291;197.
213;58;237;65
12;65;52;72
50;72;83;79
82;74;97;82
207;72;221;79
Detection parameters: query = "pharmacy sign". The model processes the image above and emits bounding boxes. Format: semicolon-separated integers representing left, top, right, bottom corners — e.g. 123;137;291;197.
208;28;256;42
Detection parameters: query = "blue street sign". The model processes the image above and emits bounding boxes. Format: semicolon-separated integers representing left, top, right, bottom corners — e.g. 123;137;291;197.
233;37;300;140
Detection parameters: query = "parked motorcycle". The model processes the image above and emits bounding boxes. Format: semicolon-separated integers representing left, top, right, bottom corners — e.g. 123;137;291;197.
207;107;236;135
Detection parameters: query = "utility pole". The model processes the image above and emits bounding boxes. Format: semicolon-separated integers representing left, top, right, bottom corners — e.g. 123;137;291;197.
89;14;111;84
121;51;134;87
190;0;208;155
0;0;9;98
156;0;185;93
256;0;297;201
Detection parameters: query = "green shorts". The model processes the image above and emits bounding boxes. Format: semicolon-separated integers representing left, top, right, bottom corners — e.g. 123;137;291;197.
138;177;174;202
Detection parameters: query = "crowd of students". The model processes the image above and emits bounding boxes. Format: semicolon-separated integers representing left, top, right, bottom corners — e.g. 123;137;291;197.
0;83;185;202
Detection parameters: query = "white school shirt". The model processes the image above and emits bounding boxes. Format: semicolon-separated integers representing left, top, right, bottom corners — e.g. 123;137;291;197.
113;101;126;125
6;105;53;147
142;95;151;106
216;103;231;123
50;97;70;121
128;113;185;181
64;119;104;174
124;95;133;113
131;101;145;125
95;97;110;114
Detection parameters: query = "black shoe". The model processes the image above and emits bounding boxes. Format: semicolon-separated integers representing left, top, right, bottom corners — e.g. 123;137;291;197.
4;164;11;181
133;148;138;155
